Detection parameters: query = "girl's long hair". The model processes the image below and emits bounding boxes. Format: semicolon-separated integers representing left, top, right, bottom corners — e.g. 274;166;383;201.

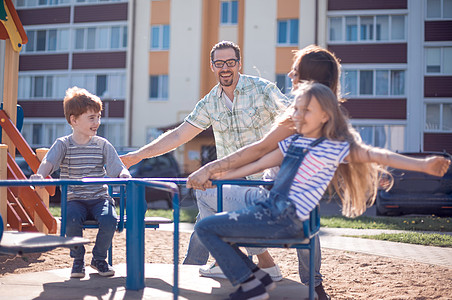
293;83;390;218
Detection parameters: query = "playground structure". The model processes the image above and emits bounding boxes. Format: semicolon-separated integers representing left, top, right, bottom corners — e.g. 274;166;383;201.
1;0;57;234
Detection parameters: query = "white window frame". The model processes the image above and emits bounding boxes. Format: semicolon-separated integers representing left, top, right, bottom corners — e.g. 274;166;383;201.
327;12;407;44
424;100;452;132
275;73;292;95
350;120;406;152
149;75;169;101
24;27;69;53
73;24;128;52
426;0;452;20
220;0;238;25
150;25;170;50
70;71;127;99
341;65;406;98
425;45;452;75
277;19;299;46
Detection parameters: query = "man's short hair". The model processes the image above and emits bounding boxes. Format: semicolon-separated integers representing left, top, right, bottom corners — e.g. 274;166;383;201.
210;41;241;61
63;86;103;124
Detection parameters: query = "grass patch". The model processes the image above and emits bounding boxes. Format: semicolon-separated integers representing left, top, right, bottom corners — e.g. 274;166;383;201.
49;205;198;223
321;215;452;232
345;232;452;247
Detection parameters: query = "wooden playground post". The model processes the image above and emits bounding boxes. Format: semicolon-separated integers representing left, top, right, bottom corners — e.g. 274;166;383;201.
34;148;50;234
0;144;7;228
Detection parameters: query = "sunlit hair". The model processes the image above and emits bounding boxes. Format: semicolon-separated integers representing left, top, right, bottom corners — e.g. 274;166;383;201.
210;40;241;61
292;82;392;218
276;45;343;131
63;86;102;125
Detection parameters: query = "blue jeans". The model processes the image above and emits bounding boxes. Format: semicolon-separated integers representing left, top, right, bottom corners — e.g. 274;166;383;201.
182;185;267;265
195;196;304;285
66;199;117;262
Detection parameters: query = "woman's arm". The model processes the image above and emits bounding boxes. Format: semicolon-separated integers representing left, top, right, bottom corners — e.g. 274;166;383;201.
350;144;450;177
210;148;283;182
187;125;295;189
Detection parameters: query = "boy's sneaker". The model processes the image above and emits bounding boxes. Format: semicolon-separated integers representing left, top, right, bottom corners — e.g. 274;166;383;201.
90;258;115;277
229;283;269;300
199;262;227;279
70;260;85;278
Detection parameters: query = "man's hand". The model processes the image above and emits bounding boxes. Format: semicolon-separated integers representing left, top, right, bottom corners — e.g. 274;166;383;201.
186;168;214;191
423;156;450;177
120;152;142;169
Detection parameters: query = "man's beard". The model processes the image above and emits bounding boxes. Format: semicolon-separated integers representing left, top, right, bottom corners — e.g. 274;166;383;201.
219;72;234;87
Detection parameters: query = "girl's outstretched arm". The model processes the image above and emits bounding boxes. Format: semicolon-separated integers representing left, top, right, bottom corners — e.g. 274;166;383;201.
188;148;284;190
187;125;295;189
351;144;451;177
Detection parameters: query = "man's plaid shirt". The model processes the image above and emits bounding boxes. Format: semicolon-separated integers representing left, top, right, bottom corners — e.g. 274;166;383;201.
185;74;291;179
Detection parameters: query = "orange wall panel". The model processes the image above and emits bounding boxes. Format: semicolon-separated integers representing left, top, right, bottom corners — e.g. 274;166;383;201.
149;52;169;74
150;0;170;25
201;0;220;97
277;0;299;19
276;47;297;73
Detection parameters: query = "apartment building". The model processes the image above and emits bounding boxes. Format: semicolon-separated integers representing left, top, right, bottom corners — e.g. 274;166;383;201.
15;0;128;149
12;0;452;174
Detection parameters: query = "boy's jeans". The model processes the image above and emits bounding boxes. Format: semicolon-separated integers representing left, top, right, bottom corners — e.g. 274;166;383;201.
182;185;267;266
195;196;304;285
66;199;117;262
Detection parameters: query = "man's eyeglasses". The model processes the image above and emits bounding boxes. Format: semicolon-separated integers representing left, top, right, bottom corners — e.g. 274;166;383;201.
212;59;239;68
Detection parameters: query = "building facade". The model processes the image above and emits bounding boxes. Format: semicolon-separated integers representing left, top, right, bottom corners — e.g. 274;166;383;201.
11;0;452;174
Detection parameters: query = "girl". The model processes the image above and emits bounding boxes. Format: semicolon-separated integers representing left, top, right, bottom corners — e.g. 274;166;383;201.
188;45;344;299
193;82;450;300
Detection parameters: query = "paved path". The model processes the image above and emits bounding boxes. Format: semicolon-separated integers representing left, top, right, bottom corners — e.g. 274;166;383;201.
160;223;452;268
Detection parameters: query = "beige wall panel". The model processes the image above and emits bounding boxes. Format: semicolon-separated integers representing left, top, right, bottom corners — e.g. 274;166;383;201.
277;0;299;19
150;0;170;24
149;52;169;74
275;47;297;73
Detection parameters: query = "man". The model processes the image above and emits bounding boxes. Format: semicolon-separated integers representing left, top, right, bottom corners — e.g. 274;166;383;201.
121;41;290;280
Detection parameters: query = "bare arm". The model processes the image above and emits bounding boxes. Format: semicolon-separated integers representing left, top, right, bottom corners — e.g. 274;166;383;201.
30;159;54;180
189;149;283;190
187;124;295;189
350;144;451;177
120;122;203;168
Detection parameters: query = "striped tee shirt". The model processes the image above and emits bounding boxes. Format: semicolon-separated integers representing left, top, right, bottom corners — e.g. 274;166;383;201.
44;135;125;201
278;136;350;220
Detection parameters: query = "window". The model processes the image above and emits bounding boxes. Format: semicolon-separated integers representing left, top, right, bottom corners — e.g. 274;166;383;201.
275;74;292;94
220;1;238;25
426;47;452;74
71;73;126;98
328;15;406;42
15;0;71;8
426;0;452;19
22;121;71;148
425;103;452;131
150;25;170;50
342;69;405;97
74;26;128;51
18;74;69;99
353;124;405;151
277;19;299;46
25;29;69;53
149;75;169;100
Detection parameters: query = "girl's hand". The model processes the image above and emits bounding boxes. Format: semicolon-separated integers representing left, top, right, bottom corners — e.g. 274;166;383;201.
30;174;44;180
423;156;451;177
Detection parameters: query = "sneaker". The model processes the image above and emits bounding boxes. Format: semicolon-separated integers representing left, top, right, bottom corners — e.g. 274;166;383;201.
315;283;331;300
258;273;276;292
90;258;115;277
229;283;269;300
70;260;85;278
261;264;283;282
199;262;227;279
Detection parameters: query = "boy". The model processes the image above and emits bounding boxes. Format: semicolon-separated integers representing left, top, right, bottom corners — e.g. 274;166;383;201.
31;87;130;278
